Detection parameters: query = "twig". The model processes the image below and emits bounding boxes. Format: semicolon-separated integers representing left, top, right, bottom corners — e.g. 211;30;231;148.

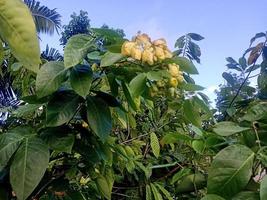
120;133;149;144
229;37;267;108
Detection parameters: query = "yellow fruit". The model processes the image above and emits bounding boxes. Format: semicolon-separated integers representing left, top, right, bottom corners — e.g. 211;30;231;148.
154;46;165;60
169;77;178;87
142;49;154;65
168;63;179;77
131;46;142;60
121;41;135;56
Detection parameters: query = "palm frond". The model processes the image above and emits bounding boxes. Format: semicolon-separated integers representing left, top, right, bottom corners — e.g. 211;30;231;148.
41;45;63;61
24;0;61;35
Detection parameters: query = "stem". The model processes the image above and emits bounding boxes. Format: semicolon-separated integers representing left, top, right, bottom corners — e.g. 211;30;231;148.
228;38;267;108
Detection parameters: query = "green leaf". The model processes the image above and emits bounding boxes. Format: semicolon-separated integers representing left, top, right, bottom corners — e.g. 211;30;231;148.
207;144;255;198
121;82;138;110
87;51;101;60
64;34;95;68
151;183;163;200
70;64;93;98
183;99;201;126
171;168;191;185
192;140;205;153
100;51;124;67
160;132;192;146
150;132;160;158
232;191;259;200
167;57;198;74
213;121;250;136
46;91;80;127
94;91;120;107
96;175;112;200
129;73;147;97
0;43;4;65
86;96;112;142
155;183;173;200
40;128;75;154
13;104;42;118
0;0;40;73
0;129;25;167
10;137;49;200
181;83;205;91
11;62;23;71
146;70;169;81
260;175;267;200
201;194;225;200
36;61;67;98
241;103;267;122
146;185;152;200
176;173;206;193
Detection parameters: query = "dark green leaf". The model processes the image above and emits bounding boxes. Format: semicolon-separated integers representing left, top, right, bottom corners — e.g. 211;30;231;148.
86;96;112;141
201;194;225;200
10;137;49;200
46;91;80;127
40;128;75;154
183;99;201;126
232;191;259;200
94;91;120;107
129;73;147;97
70;64;93;98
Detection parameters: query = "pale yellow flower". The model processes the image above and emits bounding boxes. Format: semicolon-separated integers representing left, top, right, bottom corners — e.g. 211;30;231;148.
168;63;179;77
153;38;167;46
142;49;154;65
121;41;135;56
131;46;142;60
154;46;165;60
164;49;173;58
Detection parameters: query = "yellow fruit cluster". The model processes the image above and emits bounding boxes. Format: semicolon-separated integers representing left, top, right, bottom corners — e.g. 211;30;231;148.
168;63;183;88
121;33;173;65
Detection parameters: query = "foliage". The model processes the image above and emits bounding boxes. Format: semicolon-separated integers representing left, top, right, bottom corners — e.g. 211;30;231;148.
60;10;91;46
24;0;61;35
1;1;267;200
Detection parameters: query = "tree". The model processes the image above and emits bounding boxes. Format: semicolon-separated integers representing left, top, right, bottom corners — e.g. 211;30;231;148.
24;0;61;35
101;23;126;38
2;1;267;199
60;10;91;45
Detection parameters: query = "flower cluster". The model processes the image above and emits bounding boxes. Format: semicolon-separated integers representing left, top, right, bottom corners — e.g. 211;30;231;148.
168;63;184;88
121;33;173;65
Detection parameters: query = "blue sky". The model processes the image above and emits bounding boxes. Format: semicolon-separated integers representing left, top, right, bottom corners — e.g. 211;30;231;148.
40;0;267;102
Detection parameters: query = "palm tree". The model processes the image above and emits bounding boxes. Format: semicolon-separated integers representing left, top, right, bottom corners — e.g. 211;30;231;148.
24;0;61;35
0;0;62;124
